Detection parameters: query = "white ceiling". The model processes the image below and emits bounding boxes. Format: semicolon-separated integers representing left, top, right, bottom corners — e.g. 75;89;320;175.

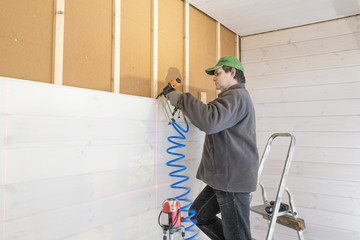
186;0;360;36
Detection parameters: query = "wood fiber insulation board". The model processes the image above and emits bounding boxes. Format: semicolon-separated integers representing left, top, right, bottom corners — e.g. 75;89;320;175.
158;0;184;94
62;0;112;92
120;0;151;97
189;6;217;102
220;25;236;58
0;0;53;83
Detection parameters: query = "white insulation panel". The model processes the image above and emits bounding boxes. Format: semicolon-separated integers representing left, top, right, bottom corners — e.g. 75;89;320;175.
244;15;360;240
0;77;206;240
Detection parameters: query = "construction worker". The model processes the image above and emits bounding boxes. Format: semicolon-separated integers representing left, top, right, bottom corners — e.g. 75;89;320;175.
167;56;259;240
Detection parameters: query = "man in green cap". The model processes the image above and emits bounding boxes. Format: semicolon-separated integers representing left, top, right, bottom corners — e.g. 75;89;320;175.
167;56;258;240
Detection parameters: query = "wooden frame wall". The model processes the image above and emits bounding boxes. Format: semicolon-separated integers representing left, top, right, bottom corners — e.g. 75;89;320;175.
2;0;239;99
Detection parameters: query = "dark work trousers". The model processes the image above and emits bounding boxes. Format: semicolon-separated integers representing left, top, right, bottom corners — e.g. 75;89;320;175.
190;185;252;240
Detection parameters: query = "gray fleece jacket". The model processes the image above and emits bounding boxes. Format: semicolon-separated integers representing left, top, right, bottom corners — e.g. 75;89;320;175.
176;83;259;192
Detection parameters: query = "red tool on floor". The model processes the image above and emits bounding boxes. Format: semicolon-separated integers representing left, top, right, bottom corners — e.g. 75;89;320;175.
158;198;185;240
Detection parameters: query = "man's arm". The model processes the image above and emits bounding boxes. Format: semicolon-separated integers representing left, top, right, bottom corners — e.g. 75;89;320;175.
170;91;246;134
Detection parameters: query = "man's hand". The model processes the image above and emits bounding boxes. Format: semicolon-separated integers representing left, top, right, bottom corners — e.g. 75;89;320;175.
167;91;182;107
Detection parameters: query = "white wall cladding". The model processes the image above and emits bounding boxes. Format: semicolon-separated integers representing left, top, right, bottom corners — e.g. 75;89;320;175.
242;15;360;239
0;77;205;240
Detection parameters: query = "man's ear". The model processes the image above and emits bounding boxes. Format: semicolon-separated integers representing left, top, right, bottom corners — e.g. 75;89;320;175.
231;68;236;78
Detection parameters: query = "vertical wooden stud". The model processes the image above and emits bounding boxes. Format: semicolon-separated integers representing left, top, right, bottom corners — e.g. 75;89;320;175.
184;1;189;92
216;22;221;61
239;35;242;61
53;0;65;85
216;22;221;95
199;91;207;103
151;0;158;98
235;34;240;60
112;0;121;93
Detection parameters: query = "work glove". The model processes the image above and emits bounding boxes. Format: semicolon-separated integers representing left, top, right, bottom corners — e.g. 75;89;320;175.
167;90;182;107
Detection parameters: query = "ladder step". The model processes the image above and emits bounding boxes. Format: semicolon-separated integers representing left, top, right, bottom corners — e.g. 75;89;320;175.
262;214;306;231
251;204;289;217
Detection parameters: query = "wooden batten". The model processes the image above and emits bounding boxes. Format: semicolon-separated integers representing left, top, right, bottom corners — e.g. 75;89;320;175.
216;22;221;96
112;0;121;93
184;1;189;92
151;0;158;98
235;35;240;60
53;0;65;85
216;22;221;60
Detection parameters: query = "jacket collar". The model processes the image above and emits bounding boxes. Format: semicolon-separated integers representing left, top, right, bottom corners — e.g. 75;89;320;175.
229;83;245;89
219;83;245;96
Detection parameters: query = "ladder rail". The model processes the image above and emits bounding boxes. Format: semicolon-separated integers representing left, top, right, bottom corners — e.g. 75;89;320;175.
257;133;295;182
266;133;296;240
251;133;304;240
250;133;285;204
285;187;305;240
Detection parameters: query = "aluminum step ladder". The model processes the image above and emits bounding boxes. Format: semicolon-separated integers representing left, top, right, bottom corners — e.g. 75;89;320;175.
251;133;306;240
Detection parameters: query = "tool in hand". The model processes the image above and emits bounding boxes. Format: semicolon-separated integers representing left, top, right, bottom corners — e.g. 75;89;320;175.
158;198;185;240
156;78;182;124
157;78;181;98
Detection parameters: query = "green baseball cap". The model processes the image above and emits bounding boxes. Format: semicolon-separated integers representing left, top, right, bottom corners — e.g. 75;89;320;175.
205;56;244;75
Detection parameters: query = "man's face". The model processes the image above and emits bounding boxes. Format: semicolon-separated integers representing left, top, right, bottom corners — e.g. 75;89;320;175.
213;67;236;91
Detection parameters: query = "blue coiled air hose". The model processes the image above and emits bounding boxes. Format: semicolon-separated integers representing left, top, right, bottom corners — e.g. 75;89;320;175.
166;117;198;240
